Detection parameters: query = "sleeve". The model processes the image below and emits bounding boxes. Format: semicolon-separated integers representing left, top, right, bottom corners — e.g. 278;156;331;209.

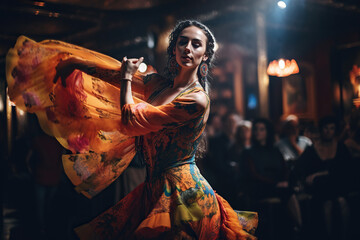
5;36;153;198
120;88;209;137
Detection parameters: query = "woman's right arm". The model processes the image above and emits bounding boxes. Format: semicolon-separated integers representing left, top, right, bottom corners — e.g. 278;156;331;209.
53;57;144;91
53;57;116;86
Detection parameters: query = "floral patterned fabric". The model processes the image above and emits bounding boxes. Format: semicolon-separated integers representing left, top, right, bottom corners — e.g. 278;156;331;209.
6;36;150;198
6;36;258;239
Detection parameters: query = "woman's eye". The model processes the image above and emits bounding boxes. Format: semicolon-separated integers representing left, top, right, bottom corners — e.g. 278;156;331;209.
179;40;187;45
193;43;200;48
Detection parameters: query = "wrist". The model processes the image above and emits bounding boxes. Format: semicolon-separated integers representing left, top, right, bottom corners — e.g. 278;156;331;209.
122;73;133;80
121;78;132;82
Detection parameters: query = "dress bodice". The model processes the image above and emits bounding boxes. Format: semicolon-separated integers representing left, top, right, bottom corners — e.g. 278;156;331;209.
140;82;208;180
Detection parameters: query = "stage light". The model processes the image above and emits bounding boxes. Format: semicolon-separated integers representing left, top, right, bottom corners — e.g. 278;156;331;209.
279;59;285;69
277;1;287;9
139;63;147;73
34;2;45;7
267;59;299;77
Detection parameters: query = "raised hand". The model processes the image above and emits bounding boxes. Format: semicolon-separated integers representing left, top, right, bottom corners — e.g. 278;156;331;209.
120;57;144;80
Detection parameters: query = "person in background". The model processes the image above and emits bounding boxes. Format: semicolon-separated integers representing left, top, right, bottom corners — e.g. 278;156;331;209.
276;115;312;169
227;120;252;208
244;118;302;237
206;111;243;201
228;120;252;167
294;116;355;240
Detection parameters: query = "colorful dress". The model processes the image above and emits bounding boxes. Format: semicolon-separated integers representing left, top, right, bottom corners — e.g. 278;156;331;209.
6;36;258;239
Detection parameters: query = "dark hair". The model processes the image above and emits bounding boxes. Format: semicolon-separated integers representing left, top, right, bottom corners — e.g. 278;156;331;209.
164;20;216;93
251;118;275;147
280;120;297;138
318;116;339;135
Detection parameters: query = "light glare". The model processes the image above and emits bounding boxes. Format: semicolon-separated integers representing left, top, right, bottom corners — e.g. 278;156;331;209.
278;59;285;69
277;1;287;9
139;62;147;73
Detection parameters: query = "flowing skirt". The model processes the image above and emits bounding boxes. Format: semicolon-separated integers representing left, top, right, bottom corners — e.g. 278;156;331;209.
75;164;258;240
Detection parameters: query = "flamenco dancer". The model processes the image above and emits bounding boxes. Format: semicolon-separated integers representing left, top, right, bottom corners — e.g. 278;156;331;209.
7;20;257;239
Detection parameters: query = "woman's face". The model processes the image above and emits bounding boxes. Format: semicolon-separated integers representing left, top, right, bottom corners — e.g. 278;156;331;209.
254;122;267;144
321;123;336;141
174;26;208;70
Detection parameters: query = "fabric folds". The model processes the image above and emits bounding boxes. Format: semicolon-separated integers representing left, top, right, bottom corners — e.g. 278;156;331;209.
6;36;152;198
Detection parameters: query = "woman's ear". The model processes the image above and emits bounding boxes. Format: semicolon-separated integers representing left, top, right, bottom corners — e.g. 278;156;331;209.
172;47;176;55
202;54;208;62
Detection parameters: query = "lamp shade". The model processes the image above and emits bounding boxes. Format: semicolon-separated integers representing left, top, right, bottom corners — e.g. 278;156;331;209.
267;59;299;77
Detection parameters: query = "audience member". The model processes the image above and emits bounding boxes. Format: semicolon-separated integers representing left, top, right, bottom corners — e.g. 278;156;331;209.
276;115;312;167
205;111;243;202
294;116;355;240
244;118;302;236
227;121;252;206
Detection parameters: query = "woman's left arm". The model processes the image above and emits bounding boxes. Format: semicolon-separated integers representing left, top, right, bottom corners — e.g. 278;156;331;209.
119;57;144;108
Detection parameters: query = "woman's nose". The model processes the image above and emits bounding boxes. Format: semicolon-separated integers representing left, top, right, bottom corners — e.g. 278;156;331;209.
184;42;191;52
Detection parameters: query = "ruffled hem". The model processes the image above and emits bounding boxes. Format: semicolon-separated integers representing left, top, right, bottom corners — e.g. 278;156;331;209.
216;194;258;240
134;212;171;238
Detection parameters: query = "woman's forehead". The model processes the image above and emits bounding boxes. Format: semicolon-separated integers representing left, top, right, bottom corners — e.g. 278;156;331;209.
255;123;266;128
179;26;207;41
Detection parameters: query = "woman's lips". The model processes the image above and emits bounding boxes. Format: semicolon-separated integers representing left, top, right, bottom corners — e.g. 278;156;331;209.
181;56;192;61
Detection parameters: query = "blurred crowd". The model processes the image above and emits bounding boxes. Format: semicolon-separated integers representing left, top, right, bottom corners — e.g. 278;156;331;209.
199;109;360;240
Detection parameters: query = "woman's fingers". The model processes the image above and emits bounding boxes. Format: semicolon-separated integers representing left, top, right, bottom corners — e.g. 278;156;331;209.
123;57;144;64
122;57;144;69
135;57;144;67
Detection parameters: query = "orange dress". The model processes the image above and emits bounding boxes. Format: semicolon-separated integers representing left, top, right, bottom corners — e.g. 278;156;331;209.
6;36;258;239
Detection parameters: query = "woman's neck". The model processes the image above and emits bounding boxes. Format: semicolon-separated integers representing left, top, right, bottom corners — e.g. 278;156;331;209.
173;67;199;89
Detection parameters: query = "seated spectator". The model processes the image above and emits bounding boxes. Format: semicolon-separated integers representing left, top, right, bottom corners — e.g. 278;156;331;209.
227;121;252;205
294;116;355;240
205;111;243;203
229;120;252;165
244;118;302;234
276;115;312;167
